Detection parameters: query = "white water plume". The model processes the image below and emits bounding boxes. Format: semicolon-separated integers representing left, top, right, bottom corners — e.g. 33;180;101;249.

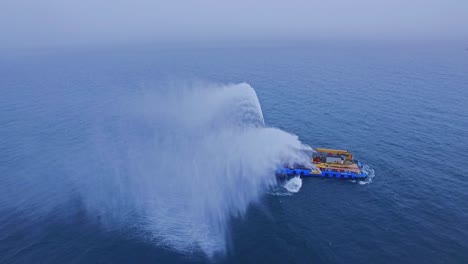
2;82;312;257
80;82;313;256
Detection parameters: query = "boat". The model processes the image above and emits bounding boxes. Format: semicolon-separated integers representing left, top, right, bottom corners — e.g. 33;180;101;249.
276;148;367;180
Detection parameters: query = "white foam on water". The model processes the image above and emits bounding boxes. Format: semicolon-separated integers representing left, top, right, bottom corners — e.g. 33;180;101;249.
269;176;304;196
350;164;375;185
283;177;303;193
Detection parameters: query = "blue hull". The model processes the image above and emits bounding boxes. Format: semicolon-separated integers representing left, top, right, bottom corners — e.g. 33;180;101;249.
276;167;367;180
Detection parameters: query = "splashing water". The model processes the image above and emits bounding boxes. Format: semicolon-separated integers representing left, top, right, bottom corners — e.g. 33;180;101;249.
270;176;303;196
283;177;303;193
0;82;312;257
81;83;312;256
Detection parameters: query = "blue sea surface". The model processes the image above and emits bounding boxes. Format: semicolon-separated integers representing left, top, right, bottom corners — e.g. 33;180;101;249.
1;43;468;263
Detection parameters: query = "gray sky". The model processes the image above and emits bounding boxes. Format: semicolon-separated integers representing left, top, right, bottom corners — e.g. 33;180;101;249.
1;0;467;50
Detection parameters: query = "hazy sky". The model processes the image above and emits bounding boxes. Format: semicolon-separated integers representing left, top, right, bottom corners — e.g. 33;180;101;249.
1;0;467;50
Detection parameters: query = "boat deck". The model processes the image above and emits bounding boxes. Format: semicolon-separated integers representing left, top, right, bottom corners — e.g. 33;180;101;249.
276;148;367;180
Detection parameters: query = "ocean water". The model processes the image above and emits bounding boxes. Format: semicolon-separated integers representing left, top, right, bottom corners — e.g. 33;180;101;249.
1;44;468;263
